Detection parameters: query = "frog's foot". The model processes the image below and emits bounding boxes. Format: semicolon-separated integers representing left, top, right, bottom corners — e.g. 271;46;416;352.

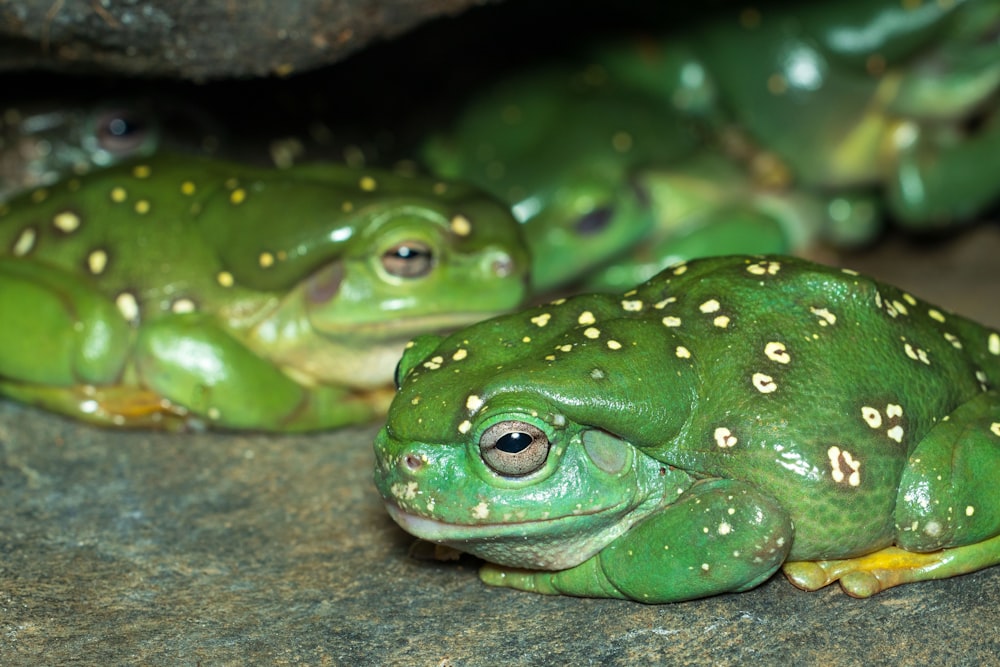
0;380;190;429
783;534;1000;598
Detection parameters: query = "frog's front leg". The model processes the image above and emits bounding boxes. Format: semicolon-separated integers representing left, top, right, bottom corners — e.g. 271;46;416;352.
480;479;793;603
785;391;1000;597
135;314;390;431
886;112;1000;228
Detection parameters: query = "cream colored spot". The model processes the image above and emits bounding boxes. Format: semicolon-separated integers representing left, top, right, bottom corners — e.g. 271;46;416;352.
966;506;975;517
472;502;489;519
991;423;1000;438
944;332;962;349
886;404;903;419
892;300;909;316
699;299;720;314
230;188;247;205
578;311;596;326
557;344;573;352
764;341;790;364
12;227;36;256
216;271;234;288
452;348;468;361
465;395;483;412
458;420;472;434
606;340;622;350
133;199;151;215
87;249;108;275
180;181;197;196
672;263;688;275
422;356;444;370
450;214;472;236
902;293;917;306
718;522;732;536
359;175;377;191
115;292;139;322
928;309;946;323
989;332;1000;356
654;297;676;309
713;315;730;328
810;307;836;326
903;343;918;361
887;425;904;443
752;373;777;393
861;406;882;429
544;354;556;361
621;299;643;312
531;313;552;327
259;251;275;268
746;260;780;276
110;186;127;203
583;327;600;340
828;446;861;487
521;336;531;343
714;427;737;448
53;211;81;233
662;316;682;327
132;164;152;178
171;298;196;314
675;346;691;359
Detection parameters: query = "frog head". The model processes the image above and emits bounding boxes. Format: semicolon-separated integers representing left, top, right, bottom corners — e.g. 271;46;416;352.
374;293;697;568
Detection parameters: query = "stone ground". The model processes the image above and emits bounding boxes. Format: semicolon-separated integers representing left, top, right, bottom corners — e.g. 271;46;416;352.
2;226;1000;666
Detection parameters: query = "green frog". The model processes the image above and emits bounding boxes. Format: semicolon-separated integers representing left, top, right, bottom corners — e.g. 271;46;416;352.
376;254;1000;602
0;154;528;431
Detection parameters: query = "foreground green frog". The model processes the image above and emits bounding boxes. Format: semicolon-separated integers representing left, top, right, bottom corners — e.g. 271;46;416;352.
0;154;528;431
375;255;1000;602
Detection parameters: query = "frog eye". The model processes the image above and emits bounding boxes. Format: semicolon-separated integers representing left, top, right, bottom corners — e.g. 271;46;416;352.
479;421;550;477
573;206;614;236
92;108;152;156
382;241;434;278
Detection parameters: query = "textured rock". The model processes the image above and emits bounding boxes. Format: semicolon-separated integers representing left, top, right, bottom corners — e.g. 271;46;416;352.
0;0;493;79
1;226;1000;665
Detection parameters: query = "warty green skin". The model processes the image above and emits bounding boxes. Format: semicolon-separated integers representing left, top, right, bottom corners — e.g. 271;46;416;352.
375;254;1000;602
0;153;529;431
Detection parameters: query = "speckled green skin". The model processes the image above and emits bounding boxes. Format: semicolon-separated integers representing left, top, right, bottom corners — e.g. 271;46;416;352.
0;154;528;431
604;0;1000;233
375;255;1000;602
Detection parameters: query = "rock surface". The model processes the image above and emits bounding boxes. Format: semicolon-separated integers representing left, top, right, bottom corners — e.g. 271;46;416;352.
0;0;492;79
2;226;1000;665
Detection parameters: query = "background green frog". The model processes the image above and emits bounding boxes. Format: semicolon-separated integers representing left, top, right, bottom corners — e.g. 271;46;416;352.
375;255;1000;602
0;154;528;431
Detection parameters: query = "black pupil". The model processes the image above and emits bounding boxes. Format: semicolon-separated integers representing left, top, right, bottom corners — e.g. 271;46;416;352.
574;206;614;235
394;245;429;260
496;432;532;454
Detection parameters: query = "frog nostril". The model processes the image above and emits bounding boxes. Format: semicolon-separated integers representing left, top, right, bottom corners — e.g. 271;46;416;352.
404;453;423;472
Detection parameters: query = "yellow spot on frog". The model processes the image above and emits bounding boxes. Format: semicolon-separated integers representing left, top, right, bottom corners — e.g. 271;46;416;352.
675;346;691;359
558;344;573;352
654;297;676;309
230;188;247;205
465;395;483;412
810;307;837;326
583;327;600;340
886;404;903;419
423;356;444;370
672;263;687;275
713;315;730;328
662;316;682;327
943;332;962;349
714;427;737;448
621;299;643;312
450;214;472;236
861;406;882;429
828;446;861;487
746;260;781;276
966;506;975;517
902;293;917;306
578;311;596;326
887;425;904;443
521;336;531;343
12;227;36;255
171;298;196;314
764;341;790;364
115;292;139;322
991;423;1000;438
180;181;197;196
53;211;81;233
989;332;1000;356
359;175;377;192
606;340;622;350
928;309;946;323
134;199;151;215
752;373;777;393
472;502;489;519
132;164;152;179
259;252;275;268
110;186;127;203
699;299;720;314
458;420;472;434
87;249;108;275
216;271;235;288
453;348;468;361
530;313;552;327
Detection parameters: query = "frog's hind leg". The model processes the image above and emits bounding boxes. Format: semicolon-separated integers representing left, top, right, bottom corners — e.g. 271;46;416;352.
785;391;1000;597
